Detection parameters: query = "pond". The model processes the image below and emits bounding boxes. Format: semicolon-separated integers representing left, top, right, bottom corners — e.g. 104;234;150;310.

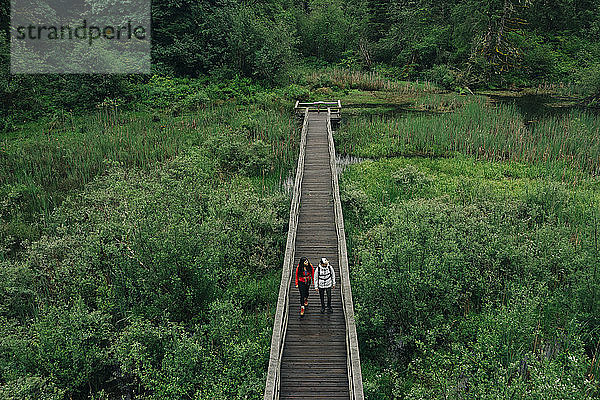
342;102;424;118
484;91;597;121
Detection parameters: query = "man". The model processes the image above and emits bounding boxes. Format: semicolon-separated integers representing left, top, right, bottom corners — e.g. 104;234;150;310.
314;257;335;313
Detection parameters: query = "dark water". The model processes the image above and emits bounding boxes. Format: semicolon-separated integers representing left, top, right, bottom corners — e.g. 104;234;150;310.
343;102;436;118
485;93;596;121
343;93;598;123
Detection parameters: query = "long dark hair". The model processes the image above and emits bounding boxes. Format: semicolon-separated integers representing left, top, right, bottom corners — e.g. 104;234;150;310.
298;257;311;276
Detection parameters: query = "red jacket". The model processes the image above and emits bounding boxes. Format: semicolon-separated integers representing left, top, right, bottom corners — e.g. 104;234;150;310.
295;263;314;286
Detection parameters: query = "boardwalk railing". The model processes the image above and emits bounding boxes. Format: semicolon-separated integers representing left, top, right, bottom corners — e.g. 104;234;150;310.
327;108;364;399
264;108;309;400
295;100;342;125
294;100;342;113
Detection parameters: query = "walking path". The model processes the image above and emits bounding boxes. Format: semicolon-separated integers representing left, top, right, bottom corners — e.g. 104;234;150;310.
264;104;363;400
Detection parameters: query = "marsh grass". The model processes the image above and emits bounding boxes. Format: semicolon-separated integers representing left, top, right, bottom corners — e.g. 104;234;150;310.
0;104;299;260
532;82;588;98
336;96;600;177
328;89;468;120
413;93;475;112
2;105;298;205
479;83;587;100
299;67;440;93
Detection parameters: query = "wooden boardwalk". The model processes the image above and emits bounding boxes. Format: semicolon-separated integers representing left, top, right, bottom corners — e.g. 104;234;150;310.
264;105;363;400
280;111;347;399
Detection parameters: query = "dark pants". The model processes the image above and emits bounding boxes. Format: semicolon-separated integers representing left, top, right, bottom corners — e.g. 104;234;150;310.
299;281;310;307
319;287;331;308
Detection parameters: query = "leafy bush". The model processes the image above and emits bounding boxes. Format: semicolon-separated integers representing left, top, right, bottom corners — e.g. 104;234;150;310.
0;145;288;398
0;375;65;400
425;64;458;90
0;303;113;396
342;156;600;398
209;136;272;176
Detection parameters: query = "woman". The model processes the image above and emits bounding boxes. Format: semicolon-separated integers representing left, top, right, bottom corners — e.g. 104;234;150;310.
295;257;314;316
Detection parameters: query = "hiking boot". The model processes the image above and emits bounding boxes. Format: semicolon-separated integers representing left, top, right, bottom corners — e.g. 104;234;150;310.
320;306;325;313
327;306;333;313
300;306;304;316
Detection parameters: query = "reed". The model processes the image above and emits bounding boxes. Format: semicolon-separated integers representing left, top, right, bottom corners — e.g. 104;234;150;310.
301;67;440;93
533;81;587;98
336;97;600;177
1;104;299;220
413;93;474;112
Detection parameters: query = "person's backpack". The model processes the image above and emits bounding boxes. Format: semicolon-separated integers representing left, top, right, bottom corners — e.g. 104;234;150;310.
318;264;332;283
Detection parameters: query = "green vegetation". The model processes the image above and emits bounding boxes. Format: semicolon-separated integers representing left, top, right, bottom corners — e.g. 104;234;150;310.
2;0;600;130
3;68;600;399
1;154;287;399
1;81;299;258
337;96;600;174
2;0;600;397
337;89;600;398
0;87;299;397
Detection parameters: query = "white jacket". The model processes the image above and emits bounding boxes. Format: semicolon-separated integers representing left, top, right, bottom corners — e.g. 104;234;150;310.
314;263;335;289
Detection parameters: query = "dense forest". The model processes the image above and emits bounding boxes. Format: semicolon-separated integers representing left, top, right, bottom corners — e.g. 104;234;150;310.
2;0;600;127
1;0;600;398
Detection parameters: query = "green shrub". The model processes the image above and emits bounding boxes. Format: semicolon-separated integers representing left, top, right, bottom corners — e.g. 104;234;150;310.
426;64;457;90
0;144;288;398
341;156;600;398
0;304;113;396
0;375;65;400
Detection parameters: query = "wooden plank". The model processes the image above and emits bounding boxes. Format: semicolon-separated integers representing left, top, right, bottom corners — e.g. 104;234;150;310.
278;111;349;399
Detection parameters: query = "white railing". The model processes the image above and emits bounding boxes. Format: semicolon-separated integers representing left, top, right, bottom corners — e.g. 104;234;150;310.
295;100;342;114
